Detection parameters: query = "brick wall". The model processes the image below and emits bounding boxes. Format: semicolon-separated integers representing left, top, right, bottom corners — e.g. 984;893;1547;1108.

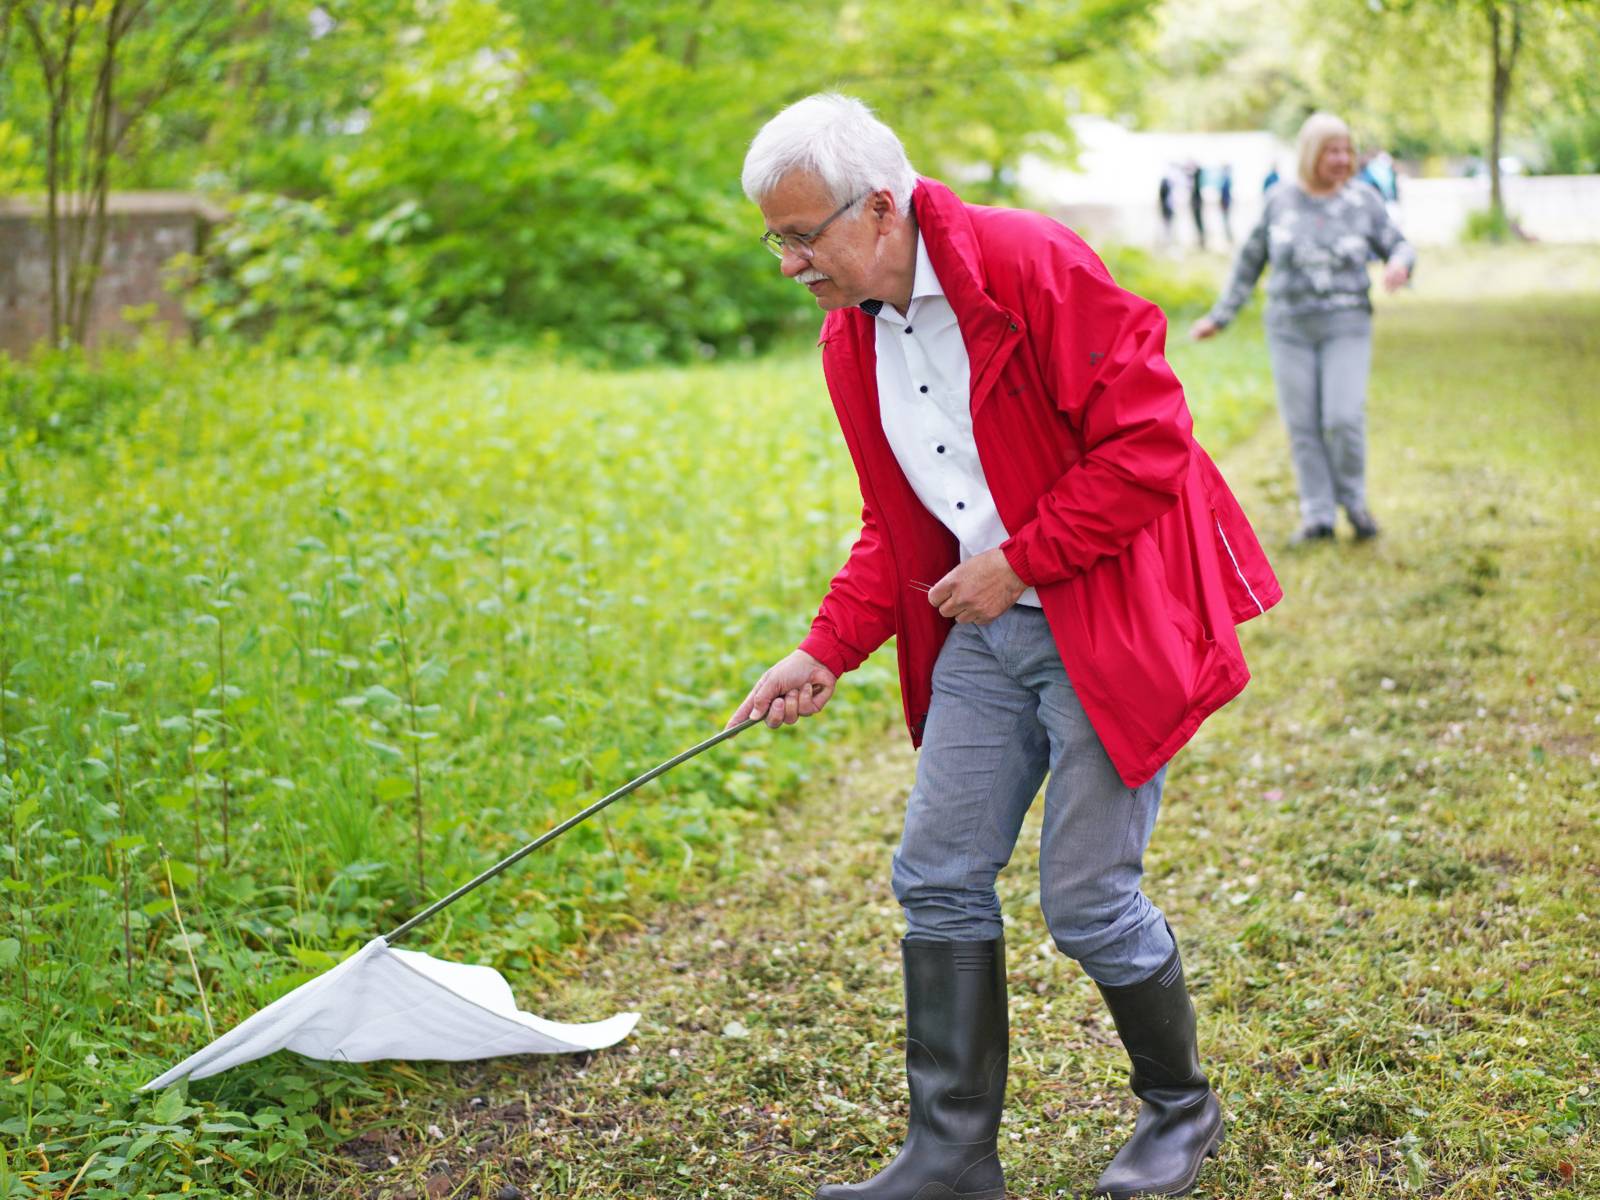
0;193;226;357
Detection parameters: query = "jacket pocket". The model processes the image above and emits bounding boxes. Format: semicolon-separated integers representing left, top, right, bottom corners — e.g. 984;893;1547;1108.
1194;447;1279;623
1066;529;1214;734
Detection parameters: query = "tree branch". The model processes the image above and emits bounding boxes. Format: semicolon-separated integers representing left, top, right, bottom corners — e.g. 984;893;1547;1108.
108;0;229;158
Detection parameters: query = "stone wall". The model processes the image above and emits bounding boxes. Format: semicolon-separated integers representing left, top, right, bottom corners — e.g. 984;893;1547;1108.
1399;175;1600;245
0;192;227;357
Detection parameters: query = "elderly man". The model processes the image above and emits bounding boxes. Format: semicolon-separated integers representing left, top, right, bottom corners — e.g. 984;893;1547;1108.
728;94;1281;1200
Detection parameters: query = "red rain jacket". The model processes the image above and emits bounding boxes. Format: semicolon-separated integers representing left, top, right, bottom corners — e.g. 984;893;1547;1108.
797;178;1282;788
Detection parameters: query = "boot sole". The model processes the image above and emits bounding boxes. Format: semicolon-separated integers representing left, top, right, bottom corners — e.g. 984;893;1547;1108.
816;1188;1005;1200
1095;1113;1224;1200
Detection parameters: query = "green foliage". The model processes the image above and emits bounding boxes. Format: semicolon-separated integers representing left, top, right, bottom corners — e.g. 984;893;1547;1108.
1461;206;1519;244
1138;2;1316;135
1533;104;1600;175
1099;243;1220;318
0;340;897;1193
133;0;418;196
1136;0;1600;169
0;118;39;194
0;336;172;448
179;192;444;359
3;0;1155;364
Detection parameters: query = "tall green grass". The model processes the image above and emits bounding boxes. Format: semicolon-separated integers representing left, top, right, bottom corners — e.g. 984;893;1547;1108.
0;324;1273;1195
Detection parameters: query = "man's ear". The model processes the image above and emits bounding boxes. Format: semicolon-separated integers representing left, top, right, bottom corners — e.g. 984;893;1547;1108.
870;189;898;227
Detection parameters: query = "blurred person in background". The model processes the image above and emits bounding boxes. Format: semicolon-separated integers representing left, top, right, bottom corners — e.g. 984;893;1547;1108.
1359;148;1399;205
1187;161;1206;249
1191;112;1415;546
1158;168;1177;246
1359;147;1403;224
730;92;1280;1200
1218;164;1234;244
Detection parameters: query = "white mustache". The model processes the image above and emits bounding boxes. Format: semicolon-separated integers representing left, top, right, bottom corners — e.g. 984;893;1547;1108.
798;269;829;285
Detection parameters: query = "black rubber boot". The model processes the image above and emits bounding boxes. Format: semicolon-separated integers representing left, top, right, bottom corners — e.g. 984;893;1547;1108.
815;937;1008;1200
1092;946;1223;1199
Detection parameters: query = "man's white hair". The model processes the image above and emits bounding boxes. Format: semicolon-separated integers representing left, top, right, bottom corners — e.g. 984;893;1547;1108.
741;93;917;216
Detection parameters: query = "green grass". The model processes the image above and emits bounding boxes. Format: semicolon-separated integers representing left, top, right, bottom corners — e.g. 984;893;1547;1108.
237;245;1594;1200
0;306;1275;1197
0;343;891;1196
5;243;1594;1198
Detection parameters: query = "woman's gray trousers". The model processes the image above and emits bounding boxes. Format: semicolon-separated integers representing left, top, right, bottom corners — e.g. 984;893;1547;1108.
1265;308;1374;527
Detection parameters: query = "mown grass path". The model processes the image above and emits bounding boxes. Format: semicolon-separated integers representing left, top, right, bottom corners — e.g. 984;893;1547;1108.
303;261;1598;1200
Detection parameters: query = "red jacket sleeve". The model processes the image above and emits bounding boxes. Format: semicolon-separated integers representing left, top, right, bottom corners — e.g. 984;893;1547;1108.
798;499;898;677
1000;245;1193;586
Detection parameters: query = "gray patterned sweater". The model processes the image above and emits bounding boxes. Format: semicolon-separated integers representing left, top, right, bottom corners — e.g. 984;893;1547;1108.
1208;182;1417;328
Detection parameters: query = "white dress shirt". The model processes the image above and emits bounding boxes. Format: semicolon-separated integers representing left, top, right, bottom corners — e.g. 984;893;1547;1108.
870;234;1040;607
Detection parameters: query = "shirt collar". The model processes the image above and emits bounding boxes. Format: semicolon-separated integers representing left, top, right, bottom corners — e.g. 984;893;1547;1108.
859;230;943;318
910;231;943;301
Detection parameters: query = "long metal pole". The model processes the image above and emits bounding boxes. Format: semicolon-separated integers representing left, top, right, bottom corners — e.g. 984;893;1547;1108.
385;717;764;943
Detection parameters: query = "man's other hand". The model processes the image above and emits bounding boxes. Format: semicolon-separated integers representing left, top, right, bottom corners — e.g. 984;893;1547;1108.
728;649;838;729
927;549;1027;624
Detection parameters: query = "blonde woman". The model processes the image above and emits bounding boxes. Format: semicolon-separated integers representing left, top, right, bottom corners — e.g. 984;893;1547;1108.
1192;112;1415;545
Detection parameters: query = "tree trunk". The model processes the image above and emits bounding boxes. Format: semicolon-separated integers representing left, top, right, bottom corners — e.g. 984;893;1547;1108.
68;0;124;345
17;0;219;350
21;2;92;348
1486;1;1523;230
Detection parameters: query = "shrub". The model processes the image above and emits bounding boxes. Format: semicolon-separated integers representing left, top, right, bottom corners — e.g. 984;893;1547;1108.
177;192;444;360
178;6;809;366
1461;206;1520;244
0;337;172;449
1097;243;1221;319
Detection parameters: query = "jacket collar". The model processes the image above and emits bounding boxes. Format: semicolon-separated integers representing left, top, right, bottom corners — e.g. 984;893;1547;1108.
822;178;1023;417
908;176;994;314
907;177;1024;414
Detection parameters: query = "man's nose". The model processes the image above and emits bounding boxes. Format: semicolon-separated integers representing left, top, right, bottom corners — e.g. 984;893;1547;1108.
779;246;809;278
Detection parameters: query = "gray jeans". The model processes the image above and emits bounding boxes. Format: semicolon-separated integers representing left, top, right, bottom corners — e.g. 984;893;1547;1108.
890;606;1174;987
1265;309;1374;527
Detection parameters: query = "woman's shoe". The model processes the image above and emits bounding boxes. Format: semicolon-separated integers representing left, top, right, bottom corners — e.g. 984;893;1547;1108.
1346;508;1380;540
1287;523;1335;547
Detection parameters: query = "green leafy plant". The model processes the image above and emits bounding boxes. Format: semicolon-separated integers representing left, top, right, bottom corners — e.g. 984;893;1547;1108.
1461;205;1521;243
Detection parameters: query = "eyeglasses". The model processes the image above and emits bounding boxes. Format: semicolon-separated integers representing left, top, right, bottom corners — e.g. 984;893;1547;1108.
760;193;864;259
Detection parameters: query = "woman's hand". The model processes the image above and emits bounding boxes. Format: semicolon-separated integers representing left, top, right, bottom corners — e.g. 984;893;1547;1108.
1382;261;1410;293
1189;316;1221;341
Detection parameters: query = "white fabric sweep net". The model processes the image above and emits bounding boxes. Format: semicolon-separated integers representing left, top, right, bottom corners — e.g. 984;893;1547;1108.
142;720;760;1091
144;936;639;1090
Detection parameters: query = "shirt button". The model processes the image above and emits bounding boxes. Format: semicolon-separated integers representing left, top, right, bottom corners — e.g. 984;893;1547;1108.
904;326;914;334
936;444;945;453
956;501;966;511
919;385;929;394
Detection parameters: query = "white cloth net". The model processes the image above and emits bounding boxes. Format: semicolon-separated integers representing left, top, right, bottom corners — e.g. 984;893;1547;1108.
145;937;639;1090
